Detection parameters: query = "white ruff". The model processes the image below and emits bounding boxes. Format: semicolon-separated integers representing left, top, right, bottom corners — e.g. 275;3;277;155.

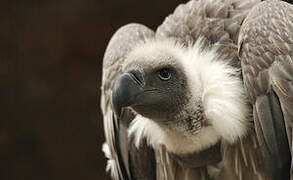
129;115;220;154
128;39;250;154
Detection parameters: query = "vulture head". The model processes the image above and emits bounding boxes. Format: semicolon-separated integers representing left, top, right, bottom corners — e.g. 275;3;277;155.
112;39;250;155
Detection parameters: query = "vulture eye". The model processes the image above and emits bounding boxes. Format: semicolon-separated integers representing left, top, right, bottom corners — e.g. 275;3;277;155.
158;68;172;81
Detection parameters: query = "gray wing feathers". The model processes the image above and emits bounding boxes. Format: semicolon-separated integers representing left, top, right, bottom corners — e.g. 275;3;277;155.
156;0;260;68
156;0;261;44
239;0;293;179
101;23;155;179
156;146;177;180
155;146;209;180
128;139;157;180
271;54;293;178
219;131;269;180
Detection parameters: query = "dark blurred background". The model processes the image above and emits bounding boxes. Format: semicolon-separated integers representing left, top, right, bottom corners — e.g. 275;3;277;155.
0;0;186;179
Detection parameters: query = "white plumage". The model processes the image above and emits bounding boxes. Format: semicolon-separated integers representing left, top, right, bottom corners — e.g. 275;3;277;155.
128;39;250;154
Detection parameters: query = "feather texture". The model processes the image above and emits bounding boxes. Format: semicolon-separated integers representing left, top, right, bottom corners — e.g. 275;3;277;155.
100;0;293;179
128;39;250;154
239;0;293;179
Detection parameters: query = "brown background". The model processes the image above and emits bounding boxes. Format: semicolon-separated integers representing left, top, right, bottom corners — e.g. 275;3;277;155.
0;0;187;180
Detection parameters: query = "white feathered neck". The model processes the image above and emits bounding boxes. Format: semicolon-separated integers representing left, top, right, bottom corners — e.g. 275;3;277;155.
128;39;250;154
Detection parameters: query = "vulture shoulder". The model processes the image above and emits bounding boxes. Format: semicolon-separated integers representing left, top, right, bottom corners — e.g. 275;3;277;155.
156;0;261;67
239;0;293;179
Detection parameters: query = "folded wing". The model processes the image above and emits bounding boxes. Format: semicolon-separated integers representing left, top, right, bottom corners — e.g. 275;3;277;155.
238;1;293;179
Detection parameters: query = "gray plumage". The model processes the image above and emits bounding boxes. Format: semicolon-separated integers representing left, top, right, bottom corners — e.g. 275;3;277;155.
101;0;293;179
239;0;293;179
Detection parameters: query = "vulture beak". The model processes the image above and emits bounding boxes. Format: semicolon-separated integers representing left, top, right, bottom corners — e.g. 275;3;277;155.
112;69;144;117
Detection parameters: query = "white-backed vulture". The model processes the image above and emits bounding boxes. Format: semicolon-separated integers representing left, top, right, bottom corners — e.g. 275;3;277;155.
100;0;293;179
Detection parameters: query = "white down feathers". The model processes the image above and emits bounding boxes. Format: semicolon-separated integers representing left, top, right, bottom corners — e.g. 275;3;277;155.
128;39;250;154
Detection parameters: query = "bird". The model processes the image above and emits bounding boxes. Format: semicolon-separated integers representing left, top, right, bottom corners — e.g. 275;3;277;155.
100;0;293;179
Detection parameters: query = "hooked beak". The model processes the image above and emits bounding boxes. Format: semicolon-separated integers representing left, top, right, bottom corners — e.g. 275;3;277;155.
112;69;144;117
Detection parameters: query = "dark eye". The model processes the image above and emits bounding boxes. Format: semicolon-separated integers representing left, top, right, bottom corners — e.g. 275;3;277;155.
158;68;172;81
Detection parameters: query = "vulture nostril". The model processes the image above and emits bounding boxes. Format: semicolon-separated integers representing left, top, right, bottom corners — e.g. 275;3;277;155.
128;70;144;86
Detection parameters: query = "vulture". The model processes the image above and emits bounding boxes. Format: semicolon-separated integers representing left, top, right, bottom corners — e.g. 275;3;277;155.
100;0;293;179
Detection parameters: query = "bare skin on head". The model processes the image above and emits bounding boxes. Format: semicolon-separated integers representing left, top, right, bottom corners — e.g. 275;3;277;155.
112;39;249;155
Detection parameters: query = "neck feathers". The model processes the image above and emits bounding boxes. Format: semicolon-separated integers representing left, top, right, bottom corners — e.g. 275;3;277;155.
128;39;250;154
181;39;250;144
